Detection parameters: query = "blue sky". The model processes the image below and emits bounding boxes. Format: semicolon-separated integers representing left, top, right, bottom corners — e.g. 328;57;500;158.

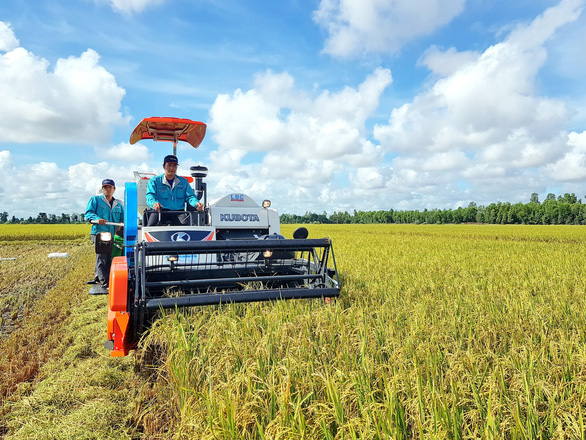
0;0;585;218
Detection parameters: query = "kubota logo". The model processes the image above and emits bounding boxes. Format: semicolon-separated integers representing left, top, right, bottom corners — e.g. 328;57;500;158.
171;232;191;241
220;214;260;222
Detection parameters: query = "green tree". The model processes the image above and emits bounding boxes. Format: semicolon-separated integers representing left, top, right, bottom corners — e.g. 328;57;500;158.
558;193;578;204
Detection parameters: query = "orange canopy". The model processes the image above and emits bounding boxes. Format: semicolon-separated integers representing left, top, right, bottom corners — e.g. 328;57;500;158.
129;117;207;149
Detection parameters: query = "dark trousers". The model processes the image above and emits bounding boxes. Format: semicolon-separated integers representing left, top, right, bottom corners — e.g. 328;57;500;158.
91;234;112;286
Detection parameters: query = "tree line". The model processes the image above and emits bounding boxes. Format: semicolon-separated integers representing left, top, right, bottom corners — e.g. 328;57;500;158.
2;193;585;225
0;212;87;224
280;193;586;225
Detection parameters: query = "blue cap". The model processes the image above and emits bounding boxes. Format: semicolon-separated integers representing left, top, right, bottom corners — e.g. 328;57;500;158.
164;155;179;164
102;179;115;187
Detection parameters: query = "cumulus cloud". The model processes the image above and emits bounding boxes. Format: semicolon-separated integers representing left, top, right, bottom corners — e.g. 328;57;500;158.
375;0;582;154
0;22;19;52
0;149;12;168
545;131;586;181
0;149;150;217
313;0;465;57
95;0;165;14
352;167;389;191
206;68;392;210
418;46;480;77
0;23;128;144
209;67;391;160
371;0;583;205
206;0;583;215
102;142;152;162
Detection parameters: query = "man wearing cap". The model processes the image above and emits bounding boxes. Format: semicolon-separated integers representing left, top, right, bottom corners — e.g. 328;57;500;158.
145;155;202;226
85;179;125;289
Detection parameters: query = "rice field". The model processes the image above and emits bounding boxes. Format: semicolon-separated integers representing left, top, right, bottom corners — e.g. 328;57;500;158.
143;224;586;439
1;224;586;439
0;224;89;242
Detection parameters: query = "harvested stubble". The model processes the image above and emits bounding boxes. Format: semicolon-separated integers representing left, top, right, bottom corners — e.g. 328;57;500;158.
0;226;141;440
143;224;586;439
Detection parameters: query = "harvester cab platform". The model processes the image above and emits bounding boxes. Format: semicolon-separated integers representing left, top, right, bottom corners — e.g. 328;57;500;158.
105;117;340;357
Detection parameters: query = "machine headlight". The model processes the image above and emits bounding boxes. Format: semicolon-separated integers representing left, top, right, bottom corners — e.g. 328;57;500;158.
95;232;113;255
263;250;273;258
262;200;271;208
98;232;112;242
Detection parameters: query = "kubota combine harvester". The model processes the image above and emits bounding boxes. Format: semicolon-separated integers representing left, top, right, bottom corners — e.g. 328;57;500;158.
104;117;340;356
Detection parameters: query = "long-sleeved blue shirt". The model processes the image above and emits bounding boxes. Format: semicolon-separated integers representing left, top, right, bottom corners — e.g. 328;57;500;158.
85;195;125;235
146;174;199;211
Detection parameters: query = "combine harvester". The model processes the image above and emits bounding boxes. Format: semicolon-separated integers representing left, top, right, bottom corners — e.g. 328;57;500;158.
105;117;340;356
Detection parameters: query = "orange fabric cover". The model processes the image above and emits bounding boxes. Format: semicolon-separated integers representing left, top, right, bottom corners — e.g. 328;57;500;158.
129;117;207;149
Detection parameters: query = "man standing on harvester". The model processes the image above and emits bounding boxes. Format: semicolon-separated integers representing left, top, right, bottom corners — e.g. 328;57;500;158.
85;179;125;290
145;154;203;226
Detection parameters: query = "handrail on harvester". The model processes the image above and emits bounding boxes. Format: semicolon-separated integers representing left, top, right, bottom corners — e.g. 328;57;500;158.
140;238;332;253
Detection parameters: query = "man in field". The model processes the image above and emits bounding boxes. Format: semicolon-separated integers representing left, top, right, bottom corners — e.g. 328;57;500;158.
85;179;125;290
145;155;203;226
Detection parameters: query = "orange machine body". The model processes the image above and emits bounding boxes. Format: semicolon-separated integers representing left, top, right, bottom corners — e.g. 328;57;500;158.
107;256;134;357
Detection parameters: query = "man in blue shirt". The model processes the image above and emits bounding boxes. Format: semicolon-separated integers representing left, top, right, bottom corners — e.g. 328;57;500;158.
145;155;202;226
85;179;124;289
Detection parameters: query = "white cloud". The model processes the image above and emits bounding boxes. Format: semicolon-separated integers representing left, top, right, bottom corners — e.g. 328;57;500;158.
352;167;388;190
260;154;340;187
546;131;586;181
421;150;469;172
372;0;582;204
209;67;391;161
102;142;152;162
506;0;583;49
0;21;19;52
205;0;584;215
313;0;466;57
419;46;480;77
0;149;12;168
375;1;582;155
209;89;287;152
0;24;128;144
95;0;165;14
0;155;141;218
205;68;392;212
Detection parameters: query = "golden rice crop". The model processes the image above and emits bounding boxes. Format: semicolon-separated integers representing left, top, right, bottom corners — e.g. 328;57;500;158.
0;224;89;242
143;224;586;439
